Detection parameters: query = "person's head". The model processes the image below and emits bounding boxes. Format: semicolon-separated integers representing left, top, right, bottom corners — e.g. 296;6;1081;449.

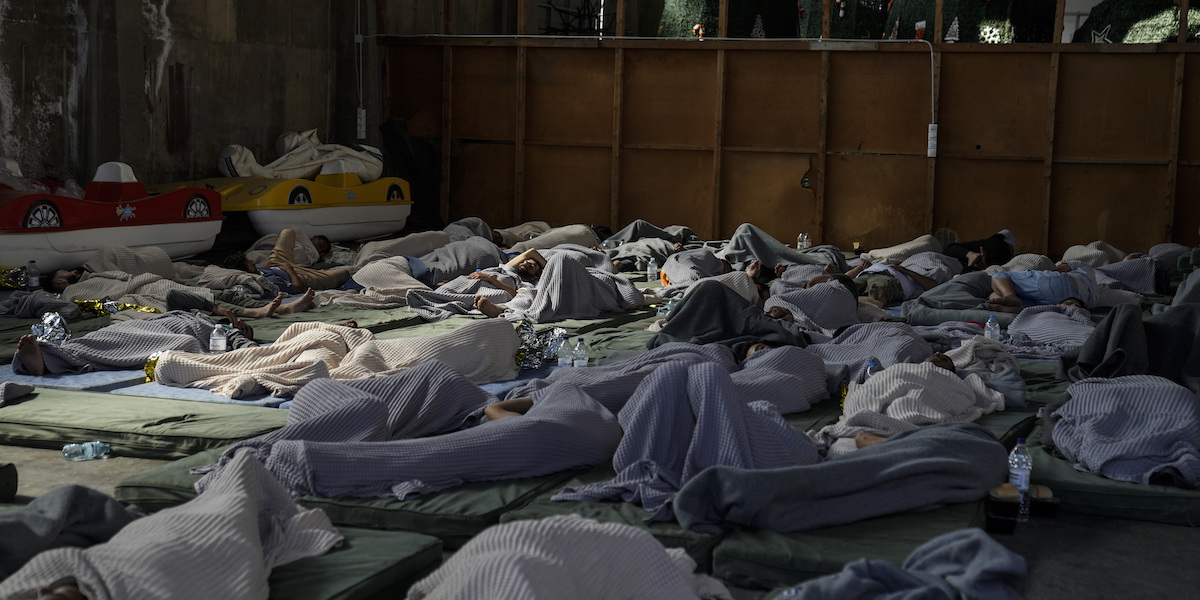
491;230;505;247
43;268;81;293
926;351;956;373
37;578;85;600
221;251;254;273
765;305;794;322
310;235;331;257
744;340;782;360
1059;297;1086;309
514;259;542;282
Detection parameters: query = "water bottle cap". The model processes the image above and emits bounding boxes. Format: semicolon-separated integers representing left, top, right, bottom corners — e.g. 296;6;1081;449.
1016;437;1026;444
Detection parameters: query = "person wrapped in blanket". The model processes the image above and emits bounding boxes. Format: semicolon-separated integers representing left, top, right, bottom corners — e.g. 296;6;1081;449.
806;251;962;308
0;451;341;600
223;228;352;293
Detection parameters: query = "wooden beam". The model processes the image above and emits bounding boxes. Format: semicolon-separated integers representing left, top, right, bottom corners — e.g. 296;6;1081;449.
517;0;526;35
1053;0;1066;43
712;50;726;238
1181;0;1191;44
817;50;829;245
1041;52;1060;255
440;46;453;224
515;46;527;222
616;0;626;36
934;0;944;43
821;0;832;39
611;48;624;229
443;0;453;35
718;0;729;38
1167;52;1185;240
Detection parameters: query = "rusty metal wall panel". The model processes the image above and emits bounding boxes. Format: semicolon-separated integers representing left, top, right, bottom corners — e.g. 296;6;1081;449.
827;52;932;155
451;47;518;141
1181;54;1200;163
1176;166;1200;247
619;149;715;237
823;154;931;250
718;152;817;242
449;142;516;226
526;49;616;145
523;146;613;226
722;51;822;151
939;53;1051;158
621;51;719;148
933;159;1046;254
382;46;444;138
1055;54;1176;162
1049;164;1170;257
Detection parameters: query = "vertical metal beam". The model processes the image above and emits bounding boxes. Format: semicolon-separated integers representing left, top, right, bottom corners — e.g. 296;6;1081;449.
515;46;527;222
440;47;453;224
1041;53;1061;255
712;50;727;238
1053;0;1066;43
926;50;942;234
1167;52;1185;241
816;50;830;245
610;48;624;229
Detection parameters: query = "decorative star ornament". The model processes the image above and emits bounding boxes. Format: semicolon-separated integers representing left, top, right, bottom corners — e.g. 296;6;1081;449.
1091;24;1113;43
116;204;136;221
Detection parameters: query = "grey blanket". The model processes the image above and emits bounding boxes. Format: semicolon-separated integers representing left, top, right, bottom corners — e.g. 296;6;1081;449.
80;245;179;280
541;243;619;272
552;351;825;521
649;279;804;352
405;266;521;321
417;236;507;286
901;271;1015;328
0;290;81;319
12;310;217;375
1004;304;1095;359
603;219;700;247
196;359;622;500
1152;268;1200;312
506;224;600;253
443;216;494;242
1051;375;1200;488
501;252;644;324
660;248;725;287
716;223;848;272
672;422;1008;533
1058;303;1200;395
0;381;35;407
0;485;141;580
773;528;1025;600
805;322;934;383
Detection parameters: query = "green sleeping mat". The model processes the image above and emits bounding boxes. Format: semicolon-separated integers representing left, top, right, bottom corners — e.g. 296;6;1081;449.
0;387;288;459
710;502;986;590
114;446;583;549
0;315;113;366
1029;432;1200;526
1019;359;1071;406
269;526;442;600
498;463;724;572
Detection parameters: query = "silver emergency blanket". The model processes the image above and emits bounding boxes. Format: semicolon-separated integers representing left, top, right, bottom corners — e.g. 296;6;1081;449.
14;311;216;375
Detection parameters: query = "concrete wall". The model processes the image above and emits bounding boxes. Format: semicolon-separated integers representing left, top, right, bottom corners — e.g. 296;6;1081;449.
0;0;376;185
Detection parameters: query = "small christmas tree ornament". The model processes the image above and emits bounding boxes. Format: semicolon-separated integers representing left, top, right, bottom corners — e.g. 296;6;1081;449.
751;13;766;38
945;17;960;42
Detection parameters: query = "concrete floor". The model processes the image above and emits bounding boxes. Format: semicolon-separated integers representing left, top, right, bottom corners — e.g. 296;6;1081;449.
4;443;1199;599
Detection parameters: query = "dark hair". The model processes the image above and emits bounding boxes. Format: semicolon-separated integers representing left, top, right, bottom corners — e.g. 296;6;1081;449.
312;235;331;252
43;269;80;293
221;251;252;272
1060;297;1086;308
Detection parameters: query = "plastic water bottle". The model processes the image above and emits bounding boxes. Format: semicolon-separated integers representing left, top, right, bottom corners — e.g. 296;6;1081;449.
985;315;1001;341
797;232;811;249
572;336;590;367
646;257;659;283
62;441;111;461
25;260;40;291
1008;437;1033;523
865;360;882;378
557;334;572;367
208;325;228;352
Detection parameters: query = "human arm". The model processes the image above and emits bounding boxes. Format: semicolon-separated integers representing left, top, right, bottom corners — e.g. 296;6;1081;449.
505;248;546;270
484;397;534;420
891;264;939;291
467;271;519;298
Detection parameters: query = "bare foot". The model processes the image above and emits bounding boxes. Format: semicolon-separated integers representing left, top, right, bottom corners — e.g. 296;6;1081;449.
855;432;891;449
335;320;358;328
276;289;315;315
774;263;788;278
240;293;284;319
824;262;838;274
867;284;888;305
16;334;45;376
747;260;762;280
474;295;503;318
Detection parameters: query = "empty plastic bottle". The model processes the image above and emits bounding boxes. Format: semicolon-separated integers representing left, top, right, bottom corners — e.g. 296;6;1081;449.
646;257;659;283
557;334;572;367
1008;438;1033;522
797;232;811;249
25;260;40;291
62;441;111;461
864;360;882;378
984;315;1001;341
208;325;228;353
572;336;590;367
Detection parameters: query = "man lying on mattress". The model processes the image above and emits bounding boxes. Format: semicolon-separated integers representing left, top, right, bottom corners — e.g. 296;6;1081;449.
415;251;644;324
600;218;701;273
189;342;1006;535
985;260;1098;313
807;251;961;308
0;451;341;600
